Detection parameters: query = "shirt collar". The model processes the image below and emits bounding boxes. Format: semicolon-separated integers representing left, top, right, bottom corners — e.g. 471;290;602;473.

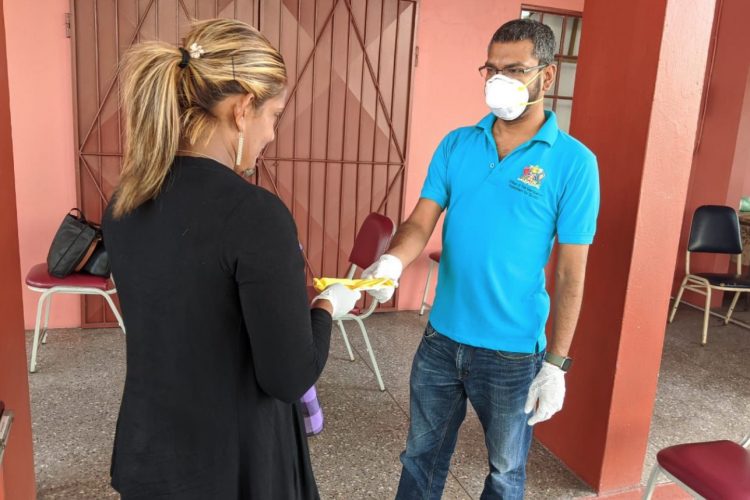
476;110;560;146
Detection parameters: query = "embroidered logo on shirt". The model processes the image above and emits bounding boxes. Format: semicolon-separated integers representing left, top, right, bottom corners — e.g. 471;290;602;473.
518;165;546;189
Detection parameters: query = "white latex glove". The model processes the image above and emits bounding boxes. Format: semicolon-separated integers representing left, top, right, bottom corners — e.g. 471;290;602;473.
360;254;403;302
313;283;362;319
524;361;566;426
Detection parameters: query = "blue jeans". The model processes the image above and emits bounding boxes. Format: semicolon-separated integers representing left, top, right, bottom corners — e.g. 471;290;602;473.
395;324;544;500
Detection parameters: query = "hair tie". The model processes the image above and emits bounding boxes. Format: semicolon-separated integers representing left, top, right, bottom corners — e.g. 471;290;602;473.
178;47;190;69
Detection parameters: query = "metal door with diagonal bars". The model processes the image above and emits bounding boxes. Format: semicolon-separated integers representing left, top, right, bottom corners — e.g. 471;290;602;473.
70;0;417;327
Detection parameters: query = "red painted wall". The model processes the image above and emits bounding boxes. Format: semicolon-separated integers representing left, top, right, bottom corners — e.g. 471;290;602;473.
3;0;79;330
737;70;750;207
742;77;750;204
533;0;716;493
0;0;36;497
673;0;750;304
731;68;750;280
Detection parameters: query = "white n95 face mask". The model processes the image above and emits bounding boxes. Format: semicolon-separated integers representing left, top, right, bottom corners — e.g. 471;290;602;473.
484;70;544;121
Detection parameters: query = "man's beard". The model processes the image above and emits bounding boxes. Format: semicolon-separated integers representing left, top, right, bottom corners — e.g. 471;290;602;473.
512;77;543;122
528;76;543;103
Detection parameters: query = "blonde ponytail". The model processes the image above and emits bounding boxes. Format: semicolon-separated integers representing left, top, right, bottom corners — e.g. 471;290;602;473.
113;19;286;218
113;42;182;218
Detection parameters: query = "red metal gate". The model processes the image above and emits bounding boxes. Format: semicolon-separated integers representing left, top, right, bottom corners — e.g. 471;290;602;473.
70;0;417;326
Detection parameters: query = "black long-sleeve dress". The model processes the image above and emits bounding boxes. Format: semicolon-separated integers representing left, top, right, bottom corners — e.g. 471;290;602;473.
102;156;331;500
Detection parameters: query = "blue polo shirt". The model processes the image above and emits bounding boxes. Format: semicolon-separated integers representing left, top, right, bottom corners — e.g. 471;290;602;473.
421;111;599;353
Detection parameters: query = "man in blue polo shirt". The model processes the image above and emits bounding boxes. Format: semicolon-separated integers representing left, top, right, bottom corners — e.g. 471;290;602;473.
363;19;599;499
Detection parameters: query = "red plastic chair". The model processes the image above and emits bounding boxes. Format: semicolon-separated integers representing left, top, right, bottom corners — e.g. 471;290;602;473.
25;263;125;373
419;251;441;316
308;213;394;391
643;433;750;499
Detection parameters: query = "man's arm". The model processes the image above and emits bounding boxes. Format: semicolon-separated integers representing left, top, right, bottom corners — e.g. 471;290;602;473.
524;243;589;425
386;198;444;268
360;198;443;302
547;243;590;357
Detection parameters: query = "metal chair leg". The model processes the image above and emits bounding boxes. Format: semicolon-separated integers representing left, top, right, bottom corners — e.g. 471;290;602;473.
702;287;712;346
100;291;126;334
28;286;125;372
419;260;436;316
642;464;662;500
352;316;385;391
669;277;688;323
337;320;355;361
41;292;53;344
725;291;742;325
29;290;51;373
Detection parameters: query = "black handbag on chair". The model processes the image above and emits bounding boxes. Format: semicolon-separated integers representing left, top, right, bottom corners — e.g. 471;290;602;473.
81;241;110;277
46;208;108;278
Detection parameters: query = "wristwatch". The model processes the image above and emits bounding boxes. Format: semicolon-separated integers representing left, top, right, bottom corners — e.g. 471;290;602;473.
544;351;573;372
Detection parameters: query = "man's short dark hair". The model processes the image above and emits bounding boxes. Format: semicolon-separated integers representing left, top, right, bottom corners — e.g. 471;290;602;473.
489;19;556;65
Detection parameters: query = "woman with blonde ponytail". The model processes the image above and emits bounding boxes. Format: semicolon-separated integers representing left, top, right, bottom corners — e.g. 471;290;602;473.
102;19;360;499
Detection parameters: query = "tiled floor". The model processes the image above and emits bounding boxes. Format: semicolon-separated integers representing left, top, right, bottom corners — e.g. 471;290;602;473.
25;303;750;499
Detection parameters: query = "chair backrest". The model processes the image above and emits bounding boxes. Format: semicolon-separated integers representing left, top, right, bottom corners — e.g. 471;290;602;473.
349;213;395;270
688;205;742;254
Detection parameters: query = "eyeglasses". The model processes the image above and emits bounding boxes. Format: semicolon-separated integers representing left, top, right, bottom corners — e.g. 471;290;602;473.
478;63;548;79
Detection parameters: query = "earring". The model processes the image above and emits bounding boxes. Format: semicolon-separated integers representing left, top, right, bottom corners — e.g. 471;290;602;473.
242;167;255;178
235;132;244;167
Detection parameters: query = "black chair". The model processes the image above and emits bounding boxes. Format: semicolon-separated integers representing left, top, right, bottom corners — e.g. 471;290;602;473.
669;205;750;345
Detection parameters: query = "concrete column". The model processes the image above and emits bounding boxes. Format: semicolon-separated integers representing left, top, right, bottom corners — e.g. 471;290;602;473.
0;0;36;497
534;0;717;494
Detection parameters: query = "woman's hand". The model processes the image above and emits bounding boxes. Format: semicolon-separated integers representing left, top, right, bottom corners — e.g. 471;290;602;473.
312;283;361;318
